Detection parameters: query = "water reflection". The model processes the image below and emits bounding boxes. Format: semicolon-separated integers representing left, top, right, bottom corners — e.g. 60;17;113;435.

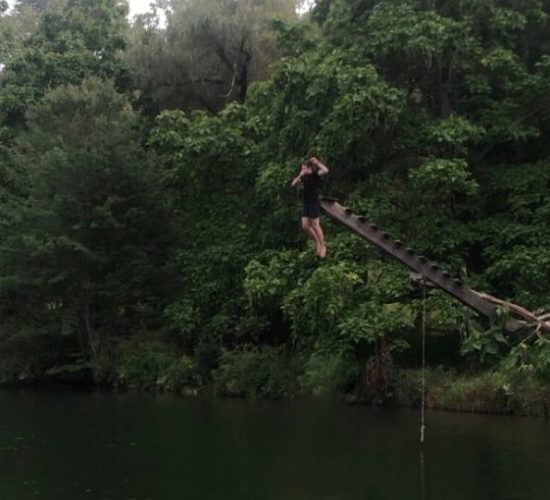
0;388;549;500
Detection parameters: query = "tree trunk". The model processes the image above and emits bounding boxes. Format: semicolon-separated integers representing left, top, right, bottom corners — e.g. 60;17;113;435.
81;304;101;381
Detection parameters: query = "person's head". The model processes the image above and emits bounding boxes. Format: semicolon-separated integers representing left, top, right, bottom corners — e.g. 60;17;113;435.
301;159;318;174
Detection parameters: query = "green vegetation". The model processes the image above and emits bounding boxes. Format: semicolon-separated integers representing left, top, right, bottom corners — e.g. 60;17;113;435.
392;369;550;417
1;0;550;415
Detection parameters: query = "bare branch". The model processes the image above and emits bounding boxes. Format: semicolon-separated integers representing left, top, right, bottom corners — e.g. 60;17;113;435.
474;291;550;335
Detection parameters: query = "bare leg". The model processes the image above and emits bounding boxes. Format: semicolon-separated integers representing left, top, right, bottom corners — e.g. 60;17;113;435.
310;218;326;258
302;217;322;254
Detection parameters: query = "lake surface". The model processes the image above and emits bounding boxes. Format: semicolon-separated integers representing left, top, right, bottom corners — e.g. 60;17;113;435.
0;388;549;500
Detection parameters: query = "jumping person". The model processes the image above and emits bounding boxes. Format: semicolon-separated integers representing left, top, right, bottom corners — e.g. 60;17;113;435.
291;157;329;258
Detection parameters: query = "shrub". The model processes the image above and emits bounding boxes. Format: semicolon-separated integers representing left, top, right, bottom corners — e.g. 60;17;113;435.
214;345;301;398
391;367;550;416
117;340;198;391
299;350;358;396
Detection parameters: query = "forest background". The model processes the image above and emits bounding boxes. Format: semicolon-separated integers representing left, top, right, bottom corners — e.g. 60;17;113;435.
1;0;550;416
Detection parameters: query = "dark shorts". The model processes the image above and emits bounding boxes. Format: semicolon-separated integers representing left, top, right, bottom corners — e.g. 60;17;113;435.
303;199;320;219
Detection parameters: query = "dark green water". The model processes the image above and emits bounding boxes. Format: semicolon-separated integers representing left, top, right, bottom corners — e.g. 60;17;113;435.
0;389;549;500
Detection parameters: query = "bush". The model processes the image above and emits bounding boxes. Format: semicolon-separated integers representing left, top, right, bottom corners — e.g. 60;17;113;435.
117;340;198;392
0;332;74;384
214;346;301;398
300;350;358;396
391;368;550;416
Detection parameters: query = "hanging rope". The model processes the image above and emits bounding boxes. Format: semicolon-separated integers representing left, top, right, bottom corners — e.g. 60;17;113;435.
420;280;427;444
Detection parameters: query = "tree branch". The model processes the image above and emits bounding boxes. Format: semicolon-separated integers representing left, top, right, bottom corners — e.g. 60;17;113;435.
474;291;550;335
213;42;235;72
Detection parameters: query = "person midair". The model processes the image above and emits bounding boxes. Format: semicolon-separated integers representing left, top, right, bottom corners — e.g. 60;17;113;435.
291;157;329;258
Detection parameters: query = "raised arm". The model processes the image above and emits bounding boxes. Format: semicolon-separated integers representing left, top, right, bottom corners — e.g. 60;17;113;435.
291;165;307;187
310;157;329;175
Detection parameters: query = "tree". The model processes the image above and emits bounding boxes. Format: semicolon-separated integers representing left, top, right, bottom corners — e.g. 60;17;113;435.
0;0;132;128
0;0;67;68
2;0;550;394
14;0;66;12
210;0;550;390
126;0;299;114
148;104;261;351
0;78;171;381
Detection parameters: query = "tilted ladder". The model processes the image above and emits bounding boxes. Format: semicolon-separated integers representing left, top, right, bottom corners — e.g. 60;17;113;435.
321;198;527;333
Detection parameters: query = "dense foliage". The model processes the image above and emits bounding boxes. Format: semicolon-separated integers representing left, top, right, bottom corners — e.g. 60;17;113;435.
0;0;549;408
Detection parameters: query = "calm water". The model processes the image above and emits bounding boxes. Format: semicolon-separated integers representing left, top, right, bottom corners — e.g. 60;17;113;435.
0;388;549;500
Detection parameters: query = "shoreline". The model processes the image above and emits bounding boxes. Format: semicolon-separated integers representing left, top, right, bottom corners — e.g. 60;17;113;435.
2;368;549;418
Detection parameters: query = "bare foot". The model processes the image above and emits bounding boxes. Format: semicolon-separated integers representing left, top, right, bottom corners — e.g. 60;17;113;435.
319;245;327;259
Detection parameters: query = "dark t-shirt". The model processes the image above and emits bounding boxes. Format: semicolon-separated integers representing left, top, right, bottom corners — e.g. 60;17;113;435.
302;172;321;203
